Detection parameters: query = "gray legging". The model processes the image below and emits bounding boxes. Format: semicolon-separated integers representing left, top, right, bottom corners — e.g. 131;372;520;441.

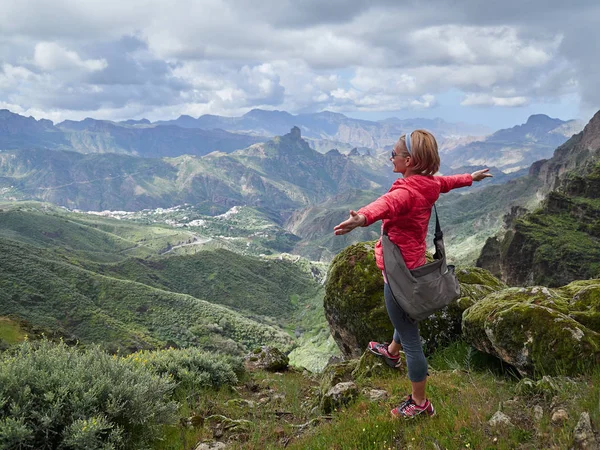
384;282;428;382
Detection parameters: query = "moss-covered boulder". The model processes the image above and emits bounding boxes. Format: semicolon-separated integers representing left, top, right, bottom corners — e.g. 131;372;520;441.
324;241;389;358
462;282;600;376
324;242;506;357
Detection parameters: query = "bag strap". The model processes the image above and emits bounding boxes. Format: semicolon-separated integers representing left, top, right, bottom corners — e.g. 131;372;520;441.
433;204;442;240
383;203;444;237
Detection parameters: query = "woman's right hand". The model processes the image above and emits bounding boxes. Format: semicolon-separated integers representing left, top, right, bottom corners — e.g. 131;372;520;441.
334;210;366;235
471;168;493;182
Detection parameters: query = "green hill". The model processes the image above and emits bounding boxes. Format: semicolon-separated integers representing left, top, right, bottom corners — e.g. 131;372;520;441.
0;237;293;353
0;203;330;368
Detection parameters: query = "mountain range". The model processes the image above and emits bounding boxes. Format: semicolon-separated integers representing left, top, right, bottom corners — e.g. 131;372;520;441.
441;114;584;174
156;108;492;149
0;127;385;213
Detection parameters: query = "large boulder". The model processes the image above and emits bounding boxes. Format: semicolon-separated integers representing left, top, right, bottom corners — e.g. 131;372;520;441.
324;241;505;357
462;281;600;376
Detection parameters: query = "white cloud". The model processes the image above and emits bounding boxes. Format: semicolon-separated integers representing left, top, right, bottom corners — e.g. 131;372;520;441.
0;0;596;122
34;42;107;72
461;94;528;107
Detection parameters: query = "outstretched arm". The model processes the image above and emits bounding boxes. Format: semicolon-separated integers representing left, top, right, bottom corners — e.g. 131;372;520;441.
333;187;413;235
439;169;492;192
334;210;366;235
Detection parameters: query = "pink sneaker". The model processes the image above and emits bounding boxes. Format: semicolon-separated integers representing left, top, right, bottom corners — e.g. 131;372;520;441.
367;341;402;368
391;395;435;419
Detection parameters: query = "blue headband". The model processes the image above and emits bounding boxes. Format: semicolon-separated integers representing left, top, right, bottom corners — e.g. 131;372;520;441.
404;131;413;155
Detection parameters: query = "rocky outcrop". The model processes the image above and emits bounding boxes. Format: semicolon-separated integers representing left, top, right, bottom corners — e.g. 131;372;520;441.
324;241;506;357
462;281;600;376
477;163;600;287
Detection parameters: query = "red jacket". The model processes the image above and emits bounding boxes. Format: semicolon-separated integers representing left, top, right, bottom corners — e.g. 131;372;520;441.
358;174;472;270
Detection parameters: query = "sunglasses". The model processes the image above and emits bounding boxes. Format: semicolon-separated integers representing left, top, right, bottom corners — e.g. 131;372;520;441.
391;151;409;159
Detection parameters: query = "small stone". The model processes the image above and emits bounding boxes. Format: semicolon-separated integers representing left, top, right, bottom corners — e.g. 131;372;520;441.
533;405;544;422
573;412;598;449
320;381;358;414
551;409;569;425
367;389;389;402
488;411;513;428
258;397;270;405
195;442;227;450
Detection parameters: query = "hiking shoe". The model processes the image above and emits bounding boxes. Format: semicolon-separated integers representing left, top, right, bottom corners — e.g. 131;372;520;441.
367;341;402;368
390;395;435;419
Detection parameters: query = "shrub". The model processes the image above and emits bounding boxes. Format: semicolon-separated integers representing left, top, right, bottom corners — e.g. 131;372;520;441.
125;347;242;394
0;340;177;449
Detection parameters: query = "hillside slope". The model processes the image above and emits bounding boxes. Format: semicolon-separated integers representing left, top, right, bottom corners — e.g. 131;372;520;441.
0;237;293;353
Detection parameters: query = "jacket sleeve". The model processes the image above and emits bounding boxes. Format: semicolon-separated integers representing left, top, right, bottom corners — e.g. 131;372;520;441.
357;187;414;226
438;174;473;193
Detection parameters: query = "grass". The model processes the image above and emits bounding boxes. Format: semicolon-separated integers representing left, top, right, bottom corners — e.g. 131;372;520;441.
152;343;600;450
0;317;26;346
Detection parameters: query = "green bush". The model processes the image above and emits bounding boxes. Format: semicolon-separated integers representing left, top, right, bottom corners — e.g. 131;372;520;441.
0;340;177;449
125;347;242;393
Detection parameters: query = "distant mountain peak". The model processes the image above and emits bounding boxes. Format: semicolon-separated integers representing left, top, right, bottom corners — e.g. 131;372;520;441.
120;118;151;125
244;109;293;119
525;114;564;127
287;126;302;140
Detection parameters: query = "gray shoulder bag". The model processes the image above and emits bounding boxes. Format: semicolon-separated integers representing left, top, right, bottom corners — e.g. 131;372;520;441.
381;205;461;322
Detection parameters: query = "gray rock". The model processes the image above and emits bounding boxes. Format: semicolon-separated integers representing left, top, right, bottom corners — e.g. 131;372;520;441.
573;412;599;449
551;409;569;425
320;381;358;414
195;442;227;450
367;389;389;402
488;411;513;428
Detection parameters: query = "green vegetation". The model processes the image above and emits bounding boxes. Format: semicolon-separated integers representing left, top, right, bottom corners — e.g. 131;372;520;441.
0;318;26;348
148;341;599;450
0;237;293;354
125;347;242;395
0;340;178;449
0;340;246;450
0;202;330;364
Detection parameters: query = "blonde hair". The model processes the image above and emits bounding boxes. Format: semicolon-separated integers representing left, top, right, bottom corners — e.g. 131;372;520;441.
393;129;440;176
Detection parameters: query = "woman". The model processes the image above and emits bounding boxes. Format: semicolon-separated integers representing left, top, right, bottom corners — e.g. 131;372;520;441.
333;129;491;418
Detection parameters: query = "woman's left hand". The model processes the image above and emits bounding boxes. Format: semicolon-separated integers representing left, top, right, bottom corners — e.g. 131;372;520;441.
471;168;493;182
334;210;366;235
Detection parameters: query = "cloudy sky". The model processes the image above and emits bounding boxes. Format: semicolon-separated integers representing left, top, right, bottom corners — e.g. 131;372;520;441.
0;0;598;128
